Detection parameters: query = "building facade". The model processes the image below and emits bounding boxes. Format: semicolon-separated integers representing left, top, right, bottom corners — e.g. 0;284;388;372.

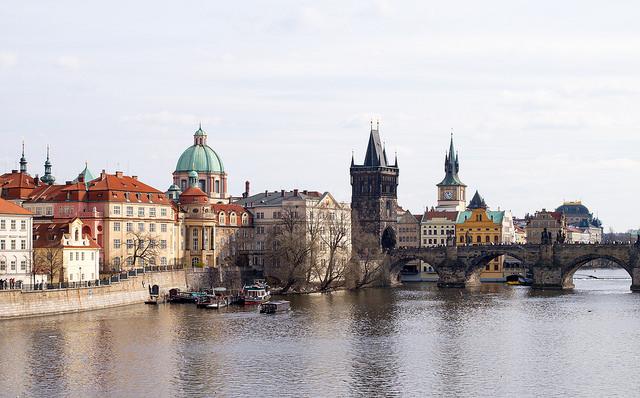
33;218;100;283
235;189;351;283
456;191;509;281
0;198;34;284
526;210;566;244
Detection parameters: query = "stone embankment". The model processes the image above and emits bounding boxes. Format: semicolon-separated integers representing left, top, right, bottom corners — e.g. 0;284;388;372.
0;270;187;320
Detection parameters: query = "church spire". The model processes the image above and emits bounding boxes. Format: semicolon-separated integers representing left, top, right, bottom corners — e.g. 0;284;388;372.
19;141;27;173
41;145;56;185
437;132;465;187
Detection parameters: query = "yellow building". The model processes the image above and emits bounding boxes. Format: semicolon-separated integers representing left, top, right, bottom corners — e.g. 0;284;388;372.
456;191;506;281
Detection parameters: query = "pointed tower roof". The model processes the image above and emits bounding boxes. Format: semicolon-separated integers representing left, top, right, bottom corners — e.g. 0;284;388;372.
468;190;487;210
437;133;465;187
363;125;388;167
73;162;95;189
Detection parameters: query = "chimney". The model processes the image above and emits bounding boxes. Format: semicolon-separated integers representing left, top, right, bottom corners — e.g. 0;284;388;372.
34;175;40;186
281;189;285;197
132;175;138;180
65;181;72;185
115;171;123;178
293;189;299;196
11;170;17;173
100;170;106;179
302;190;308;195
245;181;250;197
264;190;268;196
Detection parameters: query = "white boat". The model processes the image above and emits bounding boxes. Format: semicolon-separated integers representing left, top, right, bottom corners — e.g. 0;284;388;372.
206;296;229;309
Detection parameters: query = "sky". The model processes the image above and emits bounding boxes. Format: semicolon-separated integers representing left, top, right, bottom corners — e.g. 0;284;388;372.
1;1;639;231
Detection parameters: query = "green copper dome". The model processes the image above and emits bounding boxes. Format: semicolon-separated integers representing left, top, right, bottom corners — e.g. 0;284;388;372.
175;127;225;174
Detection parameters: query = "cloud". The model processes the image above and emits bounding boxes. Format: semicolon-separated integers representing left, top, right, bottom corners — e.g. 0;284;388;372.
0;52;17;68
55;55;81;71
121;111;223;127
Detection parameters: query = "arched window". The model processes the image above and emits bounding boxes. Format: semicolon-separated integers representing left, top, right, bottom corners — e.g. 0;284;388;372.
191;257;200;266
476;236;482;243
74;229;79;241
214;180;220;193
485;236;490;243
230;212;237;225
218;212;226;225
241;213;248;225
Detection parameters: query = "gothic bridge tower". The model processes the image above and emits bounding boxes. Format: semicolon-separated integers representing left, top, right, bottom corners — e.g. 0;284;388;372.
350;122;399;247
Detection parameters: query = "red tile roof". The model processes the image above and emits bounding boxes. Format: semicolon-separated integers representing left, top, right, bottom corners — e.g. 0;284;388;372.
424;211;458;222
0;197;32;215
33;222;100;249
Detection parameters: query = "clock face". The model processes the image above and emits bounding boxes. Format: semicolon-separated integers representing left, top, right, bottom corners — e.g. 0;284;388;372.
444;191;453;200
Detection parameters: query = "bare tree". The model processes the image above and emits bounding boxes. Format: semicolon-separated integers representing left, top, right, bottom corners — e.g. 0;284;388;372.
347;218;386;289
314;210;351;291
126;230;160;268
34;246;64;283
265;207;314;293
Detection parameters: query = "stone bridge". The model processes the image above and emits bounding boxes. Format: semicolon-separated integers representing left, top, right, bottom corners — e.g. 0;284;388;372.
387;243;640;290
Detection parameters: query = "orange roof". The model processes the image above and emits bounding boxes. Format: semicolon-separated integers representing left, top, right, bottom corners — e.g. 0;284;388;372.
180;186;208;197
211;203;248;214
0;171;35;190
0;197;32;215
424;210;458;222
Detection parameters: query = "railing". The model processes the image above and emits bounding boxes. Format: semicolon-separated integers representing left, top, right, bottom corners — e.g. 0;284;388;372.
0;265;187;293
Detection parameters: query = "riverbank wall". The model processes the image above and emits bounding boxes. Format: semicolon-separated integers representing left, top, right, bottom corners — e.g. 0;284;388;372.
0;270;187;320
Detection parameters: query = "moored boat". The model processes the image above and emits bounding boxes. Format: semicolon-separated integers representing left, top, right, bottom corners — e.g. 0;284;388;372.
505;274;533;286
260;300;290;314
241;280;271;305
168;288;208;303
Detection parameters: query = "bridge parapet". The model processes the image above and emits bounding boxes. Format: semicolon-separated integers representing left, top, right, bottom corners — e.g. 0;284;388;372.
388;243;640;291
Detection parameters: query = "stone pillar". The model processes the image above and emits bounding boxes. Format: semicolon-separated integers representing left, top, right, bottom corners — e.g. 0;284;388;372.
531;265;563;289
631;267;640;292
436;264;468;288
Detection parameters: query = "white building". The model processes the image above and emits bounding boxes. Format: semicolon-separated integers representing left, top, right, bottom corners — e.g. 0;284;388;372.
0;198;34;285
34;218;100;283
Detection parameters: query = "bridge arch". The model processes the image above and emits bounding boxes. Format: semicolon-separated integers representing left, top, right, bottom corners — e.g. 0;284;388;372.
387;252;445;284
465;248;531;282
561;254;632;289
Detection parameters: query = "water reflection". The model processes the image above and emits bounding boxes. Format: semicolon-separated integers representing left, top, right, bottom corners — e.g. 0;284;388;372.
1;269;639;397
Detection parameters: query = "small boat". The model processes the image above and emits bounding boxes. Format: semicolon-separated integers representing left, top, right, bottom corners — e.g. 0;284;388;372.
168;288;207;303
206;297;229;309
241;280;271;305
505;274;533;286
144;298;158;305
260;300;290;314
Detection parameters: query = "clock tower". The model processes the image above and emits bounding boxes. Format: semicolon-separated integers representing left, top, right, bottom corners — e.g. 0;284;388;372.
436;134;466;212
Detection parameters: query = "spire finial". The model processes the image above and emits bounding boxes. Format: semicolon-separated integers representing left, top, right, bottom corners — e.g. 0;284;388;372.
377;119;380;130
370;119;373;130
199;122;202;130
46;145;50;160
22;141;25;157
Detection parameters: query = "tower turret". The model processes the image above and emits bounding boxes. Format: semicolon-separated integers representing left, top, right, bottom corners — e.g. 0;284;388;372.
19;142;27;174
436;133;467;212
40;146;56;185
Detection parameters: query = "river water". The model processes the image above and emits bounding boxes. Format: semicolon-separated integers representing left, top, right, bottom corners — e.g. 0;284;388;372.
1;268;638;397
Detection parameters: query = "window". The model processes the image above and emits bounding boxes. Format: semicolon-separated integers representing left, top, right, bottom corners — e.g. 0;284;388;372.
160;257;167;266
20;240;26;250
230;213;237;225
192;237;199;251
113;206;121;215
0;220;4;229
138;207;145;217
69;252;73;261
242;213;248;225
214;180;220;193
20;220;26;230
160;240;167;249
91;252;94;260
161;223;167;233
161;208;167;217
127;239;133;249
138;223;144;232
218;212;226;225
114;222;121;232
257;226;265;235
81;252;85;261
149;208;156;217
476;236;482;243
75;252;79;261
0;240;3;250
10;220;16;230
69;274;73;281
126;257;133;266
0;260;5;271
192;257;200;266
149;223;156;233
126;222;133;232
10;240;16;250
113;257;121;267
126;206;134;216
46;207;53;216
